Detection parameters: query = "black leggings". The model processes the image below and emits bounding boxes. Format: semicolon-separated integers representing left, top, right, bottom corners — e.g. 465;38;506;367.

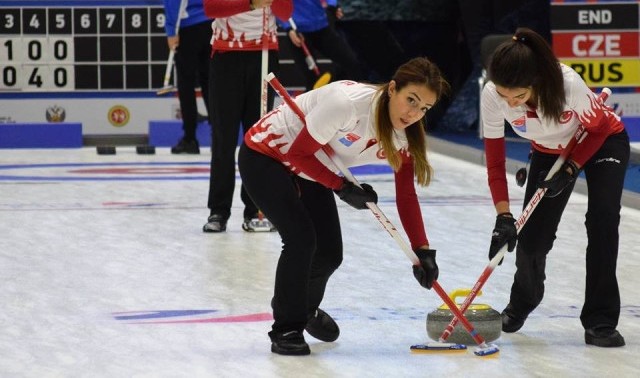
510;130;630;329
238;144;343;333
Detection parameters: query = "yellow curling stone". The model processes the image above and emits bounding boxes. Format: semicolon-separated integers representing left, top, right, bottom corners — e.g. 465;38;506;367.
426;288;501;345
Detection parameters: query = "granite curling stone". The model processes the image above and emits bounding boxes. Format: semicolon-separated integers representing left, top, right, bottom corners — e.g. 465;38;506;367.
427;288;501;345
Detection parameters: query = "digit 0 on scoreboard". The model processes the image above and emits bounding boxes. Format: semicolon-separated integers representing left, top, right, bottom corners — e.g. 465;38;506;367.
0;6;73;91
0;2;169;93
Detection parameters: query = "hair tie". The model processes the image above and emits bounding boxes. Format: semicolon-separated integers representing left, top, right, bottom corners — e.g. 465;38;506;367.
512;35;525;43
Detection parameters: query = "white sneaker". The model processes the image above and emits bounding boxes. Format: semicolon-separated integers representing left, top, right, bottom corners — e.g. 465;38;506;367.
242;217;276;232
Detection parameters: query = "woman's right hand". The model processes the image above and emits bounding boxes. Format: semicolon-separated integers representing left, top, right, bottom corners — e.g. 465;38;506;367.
334;180;377;210
288;29;303;48
166;36;179;51
488;213;517;263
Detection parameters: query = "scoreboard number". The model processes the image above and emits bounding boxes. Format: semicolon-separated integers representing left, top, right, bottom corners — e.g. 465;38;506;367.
0;4;169;92
0;36;74;90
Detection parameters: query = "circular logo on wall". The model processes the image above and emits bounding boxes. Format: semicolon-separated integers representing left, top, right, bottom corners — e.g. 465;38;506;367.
108;105;130;127
46;105;66;122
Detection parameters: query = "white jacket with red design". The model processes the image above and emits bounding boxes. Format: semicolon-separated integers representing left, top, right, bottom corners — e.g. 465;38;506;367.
204;0;292;51
481;63;624;204
245;80;430;249
246;81;406;181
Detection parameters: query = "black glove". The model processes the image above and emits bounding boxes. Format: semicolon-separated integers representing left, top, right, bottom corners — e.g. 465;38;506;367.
412;249;438;289
539;160;580;198
334;180;377;210
489;213;517;264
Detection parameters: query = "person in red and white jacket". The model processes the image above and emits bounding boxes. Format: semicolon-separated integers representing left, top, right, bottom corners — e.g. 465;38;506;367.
481;28;630;347
238;57;449;355
202;0;292;233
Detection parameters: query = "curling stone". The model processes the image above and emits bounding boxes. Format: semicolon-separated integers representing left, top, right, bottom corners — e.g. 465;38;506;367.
426;288;501;345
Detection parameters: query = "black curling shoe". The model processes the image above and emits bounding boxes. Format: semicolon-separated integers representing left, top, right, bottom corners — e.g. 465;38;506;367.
269;330;310;356
585;326;625;347
171;138;200;154
501;304;527;333
305;308;340;342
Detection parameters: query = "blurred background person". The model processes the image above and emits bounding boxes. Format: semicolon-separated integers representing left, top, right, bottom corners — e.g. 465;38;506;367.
163;0;213;154
278;0;365;91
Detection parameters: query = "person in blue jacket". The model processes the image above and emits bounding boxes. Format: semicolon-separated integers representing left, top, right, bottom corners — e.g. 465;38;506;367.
163;0;213;154
279;0;364;91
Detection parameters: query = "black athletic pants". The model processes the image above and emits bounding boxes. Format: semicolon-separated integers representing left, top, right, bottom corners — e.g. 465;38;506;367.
175;21;212;140
207;50;278;220
510;130;630;329
238;144;343;333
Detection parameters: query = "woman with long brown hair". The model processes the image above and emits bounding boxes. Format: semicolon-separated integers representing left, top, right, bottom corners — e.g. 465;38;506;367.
238;57;449;355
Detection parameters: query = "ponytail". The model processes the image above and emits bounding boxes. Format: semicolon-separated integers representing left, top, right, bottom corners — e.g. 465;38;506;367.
488;28;565;122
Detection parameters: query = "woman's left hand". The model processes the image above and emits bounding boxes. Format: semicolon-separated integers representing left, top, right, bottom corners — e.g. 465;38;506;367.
539;160;580;198
412;249;438;289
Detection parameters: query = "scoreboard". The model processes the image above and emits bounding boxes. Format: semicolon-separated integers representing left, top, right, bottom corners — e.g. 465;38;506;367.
0;1;182;136
551;0;640;117
0;2;168;92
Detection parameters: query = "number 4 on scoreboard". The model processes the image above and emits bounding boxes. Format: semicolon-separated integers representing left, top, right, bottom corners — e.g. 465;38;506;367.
27;66;43;88
0;65;72;91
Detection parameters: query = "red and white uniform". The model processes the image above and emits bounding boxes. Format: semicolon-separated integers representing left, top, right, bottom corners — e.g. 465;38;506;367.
204;0;292;51
245;80;429;249
481;63;623;204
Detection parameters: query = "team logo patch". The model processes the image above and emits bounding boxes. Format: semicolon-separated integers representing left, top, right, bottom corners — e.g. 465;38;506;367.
339;133;361;146
560;110;573;124
510;115;526;132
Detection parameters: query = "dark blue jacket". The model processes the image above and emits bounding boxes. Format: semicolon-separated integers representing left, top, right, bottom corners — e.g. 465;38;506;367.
163;0;212;36
278;0;338;33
